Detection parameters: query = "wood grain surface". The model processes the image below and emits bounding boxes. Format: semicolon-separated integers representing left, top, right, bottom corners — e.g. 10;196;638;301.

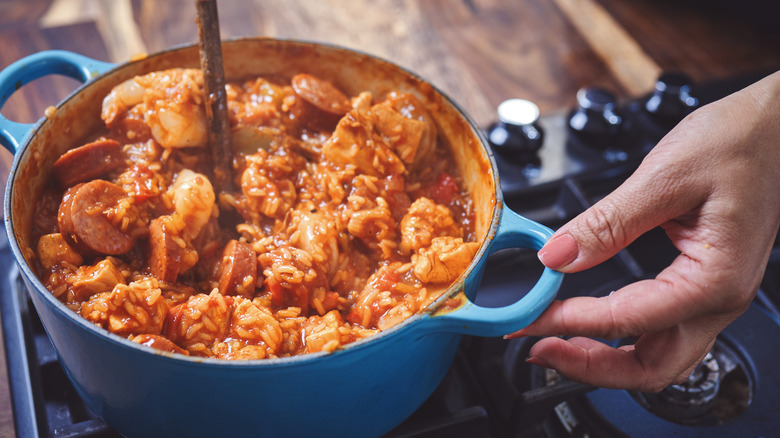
1;0;779;436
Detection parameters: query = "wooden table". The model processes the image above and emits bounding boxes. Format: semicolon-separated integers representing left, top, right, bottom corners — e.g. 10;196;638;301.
1;0;779;436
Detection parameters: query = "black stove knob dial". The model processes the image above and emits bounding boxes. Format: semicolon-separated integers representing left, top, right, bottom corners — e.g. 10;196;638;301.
644;72;699;123
487;99;544;165
568;87;622;140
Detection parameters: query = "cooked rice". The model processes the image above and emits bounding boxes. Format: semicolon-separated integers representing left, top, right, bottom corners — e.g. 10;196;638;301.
33;69;479;359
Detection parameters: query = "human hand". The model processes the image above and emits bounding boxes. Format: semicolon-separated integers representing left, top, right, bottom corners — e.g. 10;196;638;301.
507;70;780;392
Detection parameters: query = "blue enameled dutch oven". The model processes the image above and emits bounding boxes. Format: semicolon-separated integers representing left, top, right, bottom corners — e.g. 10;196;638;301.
0;38;562;438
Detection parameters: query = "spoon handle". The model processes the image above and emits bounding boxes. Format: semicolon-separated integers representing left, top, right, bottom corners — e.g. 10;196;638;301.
196;0;232;193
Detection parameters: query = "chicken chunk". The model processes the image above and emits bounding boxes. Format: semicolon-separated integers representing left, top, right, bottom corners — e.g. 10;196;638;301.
371;99;426;166
164;290;231;353
321;107;405;176
131;334;189;355
228;297;283;356
412;237;479;284
36;233;84;270
293;205;341;274
346;262;407;329
240;149;298;219
347;197;398;259
80;278;167;336
303;310;346;353
375;92;437;171
259;245;330;314
399;197;461;255
69;258;126;303
212;342;271;360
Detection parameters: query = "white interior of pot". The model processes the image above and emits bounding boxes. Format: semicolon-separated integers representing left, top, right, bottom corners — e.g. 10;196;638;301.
11;37;498;296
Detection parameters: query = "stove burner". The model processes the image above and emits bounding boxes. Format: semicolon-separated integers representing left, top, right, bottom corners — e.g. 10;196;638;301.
494;301;777;438
582;304;779;438
629;344;750;426
649;352;723;419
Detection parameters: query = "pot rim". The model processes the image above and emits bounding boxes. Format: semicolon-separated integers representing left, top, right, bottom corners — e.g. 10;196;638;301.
3;36;504;367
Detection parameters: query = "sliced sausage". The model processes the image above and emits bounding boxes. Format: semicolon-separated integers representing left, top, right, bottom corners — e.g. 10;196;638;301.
59;180;134;255
292;74;351;115
290;73;350;132
57;183;84;250
217;240;257;298
147;217;182;283
52;139;124;187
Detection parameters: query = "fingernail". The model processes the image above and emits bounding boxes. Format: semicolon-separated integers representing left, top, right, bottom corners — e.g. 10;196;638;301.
526;356;552;368
503;330;526;340
538;233;578;269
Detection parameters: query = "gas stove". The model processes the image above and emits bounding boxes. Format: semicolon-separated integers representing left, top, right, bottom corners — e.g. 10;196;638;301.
2;71;779;438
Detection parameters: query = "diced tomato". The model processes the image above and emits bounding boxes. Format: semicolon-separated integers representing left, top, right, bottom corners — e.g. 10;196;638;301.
265;276;310;313
373;268;400;292
292;286;310;314
265;276;284;308
129;165;157;202
428;172;459;205
345;310;362;325
321;291;340;312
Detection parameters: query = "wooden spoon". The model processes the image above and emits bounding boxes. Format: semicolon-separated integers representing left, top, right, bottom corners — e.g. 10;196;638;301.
196;0;232;193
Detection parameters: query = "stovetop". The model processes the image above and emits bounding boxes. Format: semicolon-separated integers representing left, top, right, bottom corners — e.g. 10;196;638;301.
2;71;779;438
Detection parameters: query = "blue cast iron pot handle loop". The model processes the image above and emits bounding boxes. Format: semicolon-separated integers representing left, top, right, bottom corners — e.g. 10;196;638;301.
0;50;115;153
423;206;564;337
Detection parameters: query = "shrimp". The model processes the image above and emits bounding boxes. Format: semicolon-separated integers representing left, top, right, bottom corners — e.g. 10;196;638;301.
101;78;146;126
145;170;214;281
172;169;215;240
101;68;208;148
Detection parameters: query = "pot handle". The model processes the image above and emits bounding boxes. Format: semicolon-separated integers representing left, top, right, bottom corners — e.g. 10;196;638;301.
0;50;115;153
421;207;563;337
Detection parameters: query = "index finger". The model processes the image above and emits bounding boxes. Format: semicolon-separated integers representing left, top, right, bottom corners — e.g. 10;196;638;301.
509;260;706;340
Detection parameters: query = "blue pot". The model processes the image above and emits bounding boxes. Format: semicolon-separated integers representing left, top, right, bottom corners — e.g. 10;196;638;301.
0;38;562;438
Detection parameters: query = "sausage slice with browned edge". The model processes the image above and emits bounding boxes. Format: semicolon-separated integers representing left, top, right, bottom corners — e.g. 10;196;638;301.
292;73;351;116
57;183;84;250
58;180;135;255
51;139;124;187
147;217;182;283
217;240;257;298
291;73;351;131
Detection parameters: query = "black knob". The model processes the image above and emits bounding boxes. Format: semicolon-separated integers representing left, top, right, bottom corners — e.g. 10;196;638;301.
644;72;698;123
487;99;544;165
568;87;622;140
